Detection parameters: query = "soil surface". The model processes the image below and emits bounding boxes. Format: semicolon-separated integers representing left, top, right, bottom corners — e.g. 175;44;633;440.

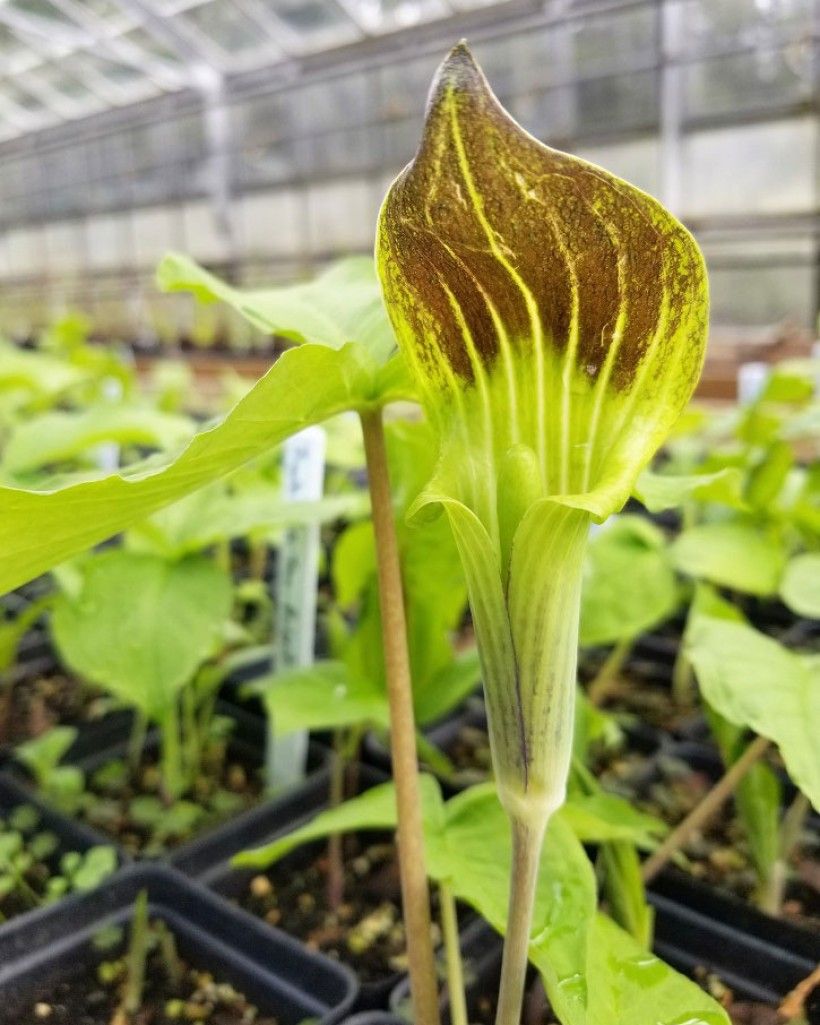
0;935;278;1025
633;752;820;930
77;742;263;858
0;670;107;747
238;834;440;985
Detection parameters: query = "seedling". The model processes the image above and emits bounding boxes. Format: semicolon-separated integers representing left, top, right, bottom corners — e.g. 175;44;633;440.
0;803;115;922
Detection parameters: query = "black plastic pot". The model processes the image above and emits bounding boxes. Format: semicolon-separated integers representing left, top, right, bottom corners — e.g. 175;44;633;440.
652;884;819;998
3;700;329;867
0;863;357;1024
197;762;397;1011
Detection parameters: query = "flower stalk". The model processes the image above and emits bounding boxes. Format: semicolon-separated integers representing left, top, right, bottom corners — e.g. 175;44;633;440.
359;406;441;1025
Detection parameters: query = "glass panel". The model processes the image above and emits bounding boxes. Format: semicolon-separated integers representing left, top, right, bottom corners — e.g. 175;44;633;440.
80;52;148;88
178;1;270;55
575;68;658;135
256;0;354;36
28;63;100;107
8;0;78;29
678;0;814;57
301;72;367;132
122;26;186;66
684;45;813;118
571;5;657;77
3;80;49;116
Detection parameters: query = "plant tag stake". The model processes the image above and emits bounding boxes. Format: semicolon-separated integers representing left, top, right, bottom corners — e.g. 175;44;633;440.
267;425;326;789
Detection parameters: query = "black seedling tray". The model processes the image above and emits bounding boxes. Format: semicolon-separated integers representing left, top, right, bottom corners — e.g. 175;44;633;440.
4;700;330;867
341;1015;407;1025
198;763;398;1010
651;889;818;1001
0;863;358;1024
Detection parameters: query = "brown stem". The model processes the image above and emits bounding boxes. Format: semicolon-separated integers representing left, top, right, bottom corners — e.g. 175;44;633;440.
360;407;441;1025
326;730;346;913
641;734;771;884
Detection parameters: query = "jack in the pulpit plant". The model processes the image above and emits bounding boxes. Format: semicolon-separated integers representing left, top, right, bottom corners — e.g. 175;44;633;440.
376;43;708;1025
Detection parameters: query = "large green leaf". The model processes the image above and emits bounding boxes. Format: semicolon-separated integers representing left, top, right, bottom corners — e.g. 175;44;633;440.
2;406;195;477
633;467;745;512
580;516;678;646
0;341;410;597
0;341;89;399
671;521;786;595
51;550;232;721
687;615;820;809
247;660;390;736
780;552;820;618
571;913;729;1025
158;253;396;364
130;482;368;557
235;777;725;1025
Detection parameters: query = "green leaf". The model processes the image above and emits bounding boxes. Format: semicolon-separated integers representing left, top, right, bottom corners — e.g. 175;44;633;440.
561;792;666;849
0;341;89;399
232;777;414;868
2;406;195;477
249;661;390;736
571;913;729;1025
70;846;118;891
633;467;745;512
131;482;368;557
580;517;678;646
413;648;481;726
687;615;820;809
780;553;820;618
52;551;232;721
671;521;786;595
0;341;405;597
158;253;397;364
15;726;78;783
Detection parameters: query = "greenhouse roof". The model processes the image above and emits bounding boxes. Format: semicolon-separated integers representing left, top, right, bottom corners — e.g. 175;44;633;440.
0;0;502;142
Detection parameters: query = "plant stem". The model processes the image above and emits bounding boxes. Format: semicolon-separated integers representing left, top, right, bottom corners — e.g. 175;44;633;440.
123;889;150;1015
439;880;468;1025
762;791;811;916
671;648;695;707
587;638;630;707
495;816;547;1025
359;406;441;1025
326;729;346;913
641;734;770;884
160;702;184;802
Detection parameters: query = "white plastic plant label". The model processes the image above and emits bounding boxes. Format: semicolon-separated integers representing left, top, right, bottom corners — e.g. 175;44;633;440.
267;425;326;789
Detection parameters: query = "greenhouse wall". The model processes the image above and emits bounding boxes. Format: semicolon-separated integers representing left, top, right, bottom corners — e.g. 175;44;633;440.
0;0;816;344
